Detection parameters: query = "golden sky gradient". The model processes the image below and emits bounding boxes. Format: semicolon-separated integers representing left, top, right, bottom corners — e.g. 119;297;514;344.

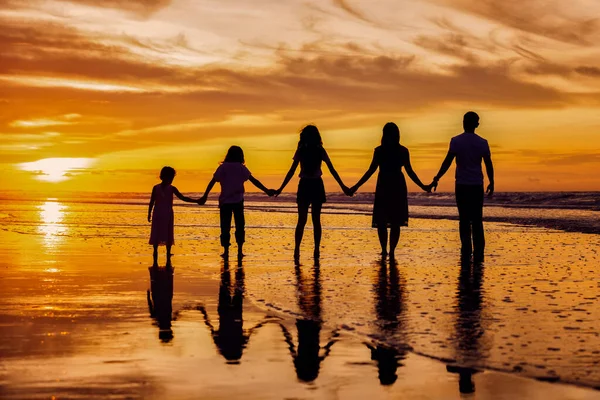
1;0;600;192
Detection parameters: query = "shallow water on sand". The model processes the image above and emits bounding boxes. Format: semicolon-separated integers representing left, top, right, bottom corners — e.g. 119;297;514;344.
0;199;599;398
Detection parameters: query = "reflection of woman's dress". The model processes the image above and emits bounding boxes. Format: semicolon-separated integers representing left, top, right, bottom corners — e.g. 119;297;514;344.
149;184;174;246
372;145;409;228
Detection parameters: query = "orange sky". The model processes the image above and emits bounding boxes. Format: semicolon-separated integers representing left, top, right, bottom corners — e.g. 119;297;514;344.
1;0;600;193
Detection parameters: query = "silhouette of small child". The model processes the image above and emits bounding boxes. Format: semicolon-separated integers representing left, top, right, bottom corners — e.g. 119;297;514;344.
148;166;198;267
198;146;276;258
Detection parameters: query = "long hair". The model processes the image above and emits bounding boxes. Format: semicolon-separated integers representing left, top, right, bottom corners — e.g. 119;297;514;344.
223;145;245;163
296;125;323;175
298;125;323;149
381;122;400;148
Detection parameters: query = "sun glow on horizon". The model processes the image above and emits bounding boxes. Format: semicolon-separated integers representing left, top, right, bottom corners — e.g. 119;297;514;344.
19;158;96;183
2;0;600;191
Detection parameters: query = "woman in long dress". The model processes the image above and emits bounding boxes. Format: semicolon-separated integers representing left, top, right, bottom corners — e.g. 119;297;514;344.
350;123;431;259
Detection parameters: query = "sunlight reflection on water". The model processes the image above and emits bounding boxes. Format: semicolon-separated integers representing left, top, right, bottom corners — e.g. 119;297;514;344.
38;201;68;247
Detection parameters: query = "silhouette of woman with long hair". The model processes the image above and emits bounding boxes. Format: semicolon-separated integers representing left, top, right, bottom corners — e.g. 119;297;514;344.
147;266;175;343
280;261;338;382
446;260;486;394
366;259;408;385
276;125;349;260
350;123;431;259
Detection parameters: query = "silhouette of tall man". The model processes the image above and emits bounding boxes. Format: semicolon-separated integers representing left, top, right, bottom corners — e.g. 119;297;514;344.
433;112;494;263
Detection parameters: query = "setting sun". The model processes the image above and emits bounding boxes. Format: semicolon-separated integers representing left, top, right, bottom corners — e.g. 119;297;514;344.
18;158;95;183
0;0;599;192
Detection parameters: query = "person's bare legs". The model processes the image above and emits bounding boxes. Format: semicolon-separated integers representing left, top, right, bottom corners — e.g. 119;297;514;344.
311;203;323;259
389;225;401;260
166;245;172;268
152;245;159;267
377;227;388;258
295;203;310;259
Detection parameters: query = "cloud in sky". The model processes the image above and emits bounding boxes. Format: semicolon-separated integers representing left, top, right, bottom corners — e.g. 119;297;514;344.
1;0;600;190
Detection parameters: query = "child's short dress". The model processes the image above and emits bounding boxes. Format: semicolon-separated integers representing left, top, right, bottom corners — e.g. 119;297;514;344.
372;145;409;228
149;184;174;246
294;147;329;206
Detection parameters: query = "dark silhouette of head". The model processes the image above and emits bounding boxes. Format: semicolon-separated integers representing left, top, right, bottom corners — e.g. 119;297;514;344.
224;145;245;163
372;346;399;385
463;112;480;132
381;122;400;148
459;371;475;394
296;125;324;176
298;125;323;149
159;166;176;184
294;319;321;382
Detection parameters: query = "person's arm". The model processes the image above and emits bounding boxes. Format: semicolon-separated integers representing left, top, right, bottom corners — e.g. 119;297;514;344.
484;153;494;197
350;151;378;194
432;150;456;191
276;159;300;195
147;187;155;222
198;178;217;205
172;186;197;203
323;153;348;193
404;150;429;192
249;175;275;196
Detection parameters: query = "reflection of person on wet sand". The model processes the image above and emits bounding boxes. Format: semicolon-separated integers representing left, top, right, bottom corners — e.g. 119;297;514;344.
147;266;175;343
198;258;282;364
201;258;247;363
366;259;409;385
280;262;338;382
446;260;485;394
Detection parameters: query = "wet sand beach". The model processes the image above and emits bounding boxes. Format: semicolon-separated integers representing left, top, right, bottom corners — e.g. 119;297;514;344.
1;197;599;399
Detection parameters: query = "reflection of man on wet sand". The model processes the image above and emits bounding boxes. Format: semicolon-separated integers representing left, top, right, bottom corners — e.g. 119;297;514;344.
147;266;175;343
446;261;486;394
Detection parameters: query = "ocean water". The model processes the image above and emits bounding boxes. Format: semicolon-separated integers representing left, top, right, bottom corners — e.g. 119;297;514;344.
0;192;599;394
1;191;599;238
